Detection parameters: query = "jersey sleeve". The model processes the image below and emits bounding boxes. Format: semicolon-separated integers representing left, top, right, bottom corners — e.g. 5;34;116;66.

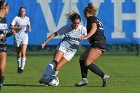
11;16;18;26
57;25;69;36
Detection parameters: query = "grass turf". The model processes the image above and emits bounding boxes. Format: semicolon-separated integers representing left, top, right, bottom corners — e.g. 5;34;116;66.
1;56;140;93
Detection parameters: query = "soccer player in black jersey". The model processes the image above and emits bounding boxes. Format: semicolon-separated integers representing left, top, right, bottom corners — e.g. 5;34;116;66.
0;0;15;88
75;3;109;87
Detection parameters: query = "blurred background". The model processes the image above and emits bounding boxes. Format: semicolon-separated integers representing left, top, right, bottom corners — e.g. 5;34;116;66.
6;0;140;56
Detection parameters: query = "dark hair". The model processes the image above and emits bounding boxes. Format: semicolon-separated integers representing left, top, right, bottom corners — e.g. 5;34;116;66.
66;12;81;22
0;0;8;9
84;3;97;16
18;6;26;16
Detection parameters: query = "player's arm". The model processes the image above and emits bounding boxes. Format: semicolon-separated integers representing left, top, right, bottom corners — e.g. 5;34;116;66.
80;23;97;41
27;25;31;32
6;29;16;38
0;33;3;39
10;17;23;30
10;25;23;30
0;29;16;39
27;18;31;32
41;32;58;48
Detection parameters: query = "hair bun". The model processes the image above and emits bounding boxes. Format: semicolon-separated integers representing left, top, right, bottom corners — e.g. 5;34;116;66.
88;3;93;9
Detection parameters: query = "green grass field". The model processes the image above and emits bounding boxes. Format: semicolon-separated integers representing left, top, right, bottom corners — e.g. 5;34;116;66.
1;55;140;93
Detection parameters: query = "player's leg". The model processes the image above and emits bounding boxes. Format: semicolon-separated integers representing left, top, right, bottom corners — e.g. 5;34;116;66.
51;49;76;77
85;48;109;87
14;38;22;73
0;52;7;87
20;44;27;72
51;57;68;77
39;50;64;84
20;34;29;72
75;49;90;87
16;46;22;73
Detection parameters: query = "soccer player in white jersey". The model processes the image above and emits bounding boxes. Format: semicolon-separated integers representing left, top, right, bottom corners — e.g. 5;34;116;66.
39;12;87;85
10;7;31;73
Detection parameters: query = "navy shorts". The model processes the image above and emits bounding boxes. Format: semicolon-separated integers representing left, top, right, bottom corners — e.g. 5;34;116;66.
0;44;7;52
89;36;106;52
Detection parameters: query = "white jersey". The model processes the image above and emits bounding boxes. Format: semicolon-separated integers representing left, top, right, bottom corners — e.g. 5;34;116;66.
11;16;30;32
56;24;87;61
11;16;31;47
57;24;87;45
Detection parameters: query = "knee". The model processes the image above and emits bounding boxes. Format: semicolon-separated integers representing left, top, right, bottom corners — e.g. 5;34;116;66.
55;66;59;71
85;60;95;67
21;53;26;58
0;69;5;76
53;60;59;64
85;62;91;67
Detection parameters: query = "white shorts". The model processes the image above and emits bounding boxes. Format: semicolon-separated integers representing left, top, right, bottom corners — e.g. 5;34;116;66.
14;32;28;47
56;41;78;61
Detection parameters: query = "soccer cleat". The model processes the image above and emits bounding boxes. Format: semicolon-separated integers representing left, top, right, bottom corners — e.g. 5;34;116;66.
75;79;88;87
0;84;2;87
39;78;49;85
0;83;3;91
102;74;110;87
18;68;23;74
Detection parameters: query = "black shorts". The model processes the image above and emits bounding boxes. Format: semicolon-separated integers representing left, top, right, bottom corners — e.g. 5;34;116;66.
89;36;106;52
0;44;7;52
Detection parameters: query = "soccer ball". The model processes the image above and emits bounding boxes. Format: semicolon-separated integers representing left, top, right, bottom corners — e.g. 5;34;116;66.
49;76;59;86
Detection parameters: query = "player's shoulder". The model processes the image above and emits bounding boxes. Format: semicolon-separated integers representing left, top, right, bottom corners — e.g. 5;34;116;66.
24;16;30;20
14;16;20;19
61;24;71;29
78;25;86;29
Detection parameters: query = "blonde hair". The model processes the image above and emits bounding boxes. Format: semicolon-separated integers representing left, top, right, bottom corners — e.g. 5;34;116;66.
84;3;97;16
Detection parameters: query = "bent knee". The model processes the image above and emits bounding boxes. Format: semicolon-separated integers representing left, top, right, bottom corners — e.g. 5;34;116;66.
53;60;59;64
85;59;95;67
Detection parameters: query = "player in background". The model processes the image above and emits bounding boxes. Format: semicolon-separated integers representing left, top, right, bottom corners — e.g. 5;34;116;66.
0;0;15;88
75;3;109;87
39;12;87;85
10;7;31;74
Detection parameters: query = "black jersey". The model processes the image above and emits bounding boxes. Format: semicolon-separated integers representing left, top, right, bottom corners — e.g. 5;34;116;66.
0;17;8;52
86;16;106;51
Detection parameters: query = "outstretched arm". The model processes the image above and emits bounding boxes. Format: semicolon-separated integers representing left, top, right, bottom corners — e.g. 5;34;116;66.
41;32;58;48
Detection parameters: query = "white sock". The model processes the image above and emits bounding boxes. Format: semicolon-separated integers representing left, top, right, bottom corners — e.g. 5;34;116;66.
17;57;21;68
21;58;26;70
42;61;56;79
82;78;88;81
51;70;59;77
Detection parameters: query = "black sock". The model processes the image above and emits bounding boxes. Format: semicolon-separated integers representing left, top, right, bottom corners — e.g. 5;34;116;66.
87;64;104;78
79;60;88;78
0;75;4;84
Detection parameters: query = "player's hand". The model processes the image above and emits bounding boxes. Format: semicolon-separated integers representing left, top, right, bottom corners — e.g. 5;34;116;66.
41;43;46;48
10;29;16;34
11;29;16;34
80;37;88;41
